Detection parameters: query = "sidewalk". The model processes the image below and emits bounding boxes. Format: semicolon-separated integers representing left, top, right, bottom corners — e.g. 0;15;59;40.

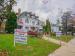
48;38;75;56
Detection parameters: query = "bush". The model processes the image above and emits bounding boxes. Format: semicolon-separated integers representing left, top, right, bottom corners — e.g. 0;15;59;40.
50;32;56;36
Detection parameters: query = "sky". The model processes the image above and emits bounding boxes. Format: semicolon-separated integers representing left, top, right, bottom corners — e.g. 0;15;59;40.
13;0;75;24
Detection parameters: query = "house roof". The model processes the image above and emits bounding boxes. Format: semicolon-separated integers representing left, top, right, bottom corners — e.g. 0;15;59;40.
18;11;39;20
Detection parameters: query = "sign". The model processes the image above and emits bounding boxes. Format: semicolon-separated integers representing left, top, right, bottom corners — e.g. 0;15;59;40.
14;29;27;46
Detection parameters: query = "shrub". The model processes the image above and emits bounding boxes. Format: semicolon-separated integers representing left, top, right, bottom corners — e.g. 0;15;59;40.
50;32;56;36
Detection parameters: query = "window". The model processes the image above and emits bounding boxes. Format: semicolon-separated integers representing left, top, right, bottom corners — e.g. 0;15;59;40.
25;27;29;29
37;21;40;25
25;18;29;23
17;25;23;29
25;27;29;31
32;21;35;24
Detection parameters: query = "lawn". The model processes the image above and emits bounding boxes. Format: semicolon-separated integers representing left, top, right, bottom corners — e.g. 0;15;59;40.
0;34;60;56
51;35;74;42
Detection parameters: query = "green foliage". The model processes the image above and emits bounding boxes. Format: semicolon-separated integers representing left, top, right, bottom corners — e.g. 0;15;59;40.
0;0;4;3
51;32;56;36
5;12;17;33
59;35;73;42
0;0;16;33
43;25;46;32
43;19;51;33
51;35;73;42
46;19;51;32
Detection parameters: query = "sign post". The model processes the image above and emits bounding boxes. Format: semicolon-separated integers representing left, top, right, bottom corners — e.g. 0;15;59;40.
14;29;27;46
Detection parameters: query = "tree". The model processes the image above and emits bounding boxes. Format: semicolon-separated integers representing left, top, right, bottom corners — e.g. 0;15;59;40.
0;0;16;11
67;15;75;35
0;0;16;32
61;11;72;35
43;19;51;34
61;11;75;36
0;0;4;11
5;12;17;33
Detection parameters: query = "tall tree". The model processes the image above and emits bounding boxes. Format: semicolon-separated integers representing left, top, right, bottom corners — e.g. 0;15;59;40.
5;12;17;33
61;11;72;35
45;19;51;33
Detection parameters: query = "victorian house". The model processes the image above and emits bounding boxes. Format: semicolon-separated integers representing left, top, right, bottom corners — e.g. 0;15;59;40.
17;12;43;35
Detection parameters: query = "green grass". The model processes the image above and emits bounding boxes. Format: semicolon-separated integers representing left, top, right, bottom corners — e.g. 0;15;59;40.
0;34;60;56
51;35;74;42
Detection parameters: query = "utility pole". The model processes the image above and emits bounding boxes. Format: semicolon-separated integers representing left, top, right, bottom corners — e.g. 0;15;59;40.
65;16;67;35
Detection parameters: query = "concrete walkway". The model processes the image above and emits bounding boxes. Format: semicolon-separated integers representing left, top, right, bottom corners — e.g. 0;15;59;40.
42;35;66;45
48;38;75;56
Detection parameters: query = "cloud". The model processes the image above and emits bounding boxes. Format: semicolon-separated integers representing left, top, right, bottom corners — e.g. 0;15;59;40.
13;0;75;23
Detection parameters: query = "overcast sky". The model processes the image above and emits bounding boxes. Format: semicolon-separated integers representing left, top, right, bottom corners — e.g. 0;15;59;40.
13;0;75;23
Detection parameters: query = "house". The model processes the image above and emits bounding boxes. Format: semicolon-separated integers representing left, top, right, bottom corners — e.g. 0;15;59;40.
17;11;43;35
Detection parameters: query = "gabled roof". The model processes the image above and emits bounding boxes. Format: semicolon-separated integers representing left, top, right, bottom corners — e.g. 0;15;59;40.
18;11;39;21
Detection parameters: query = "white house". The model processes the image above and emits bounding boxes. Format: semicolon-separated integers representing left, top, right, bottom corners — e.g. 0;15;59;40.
17;11;43;33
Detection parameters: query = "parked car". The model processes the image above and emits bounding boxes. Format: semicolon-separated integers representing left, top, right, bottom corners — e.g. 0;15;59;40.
27;31;38;36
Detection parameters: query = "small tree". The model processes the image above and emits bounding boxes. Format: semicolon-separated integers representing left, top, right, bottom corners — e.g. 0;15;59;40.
46;19;51;33
43;19;51;35
5;12;17;33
